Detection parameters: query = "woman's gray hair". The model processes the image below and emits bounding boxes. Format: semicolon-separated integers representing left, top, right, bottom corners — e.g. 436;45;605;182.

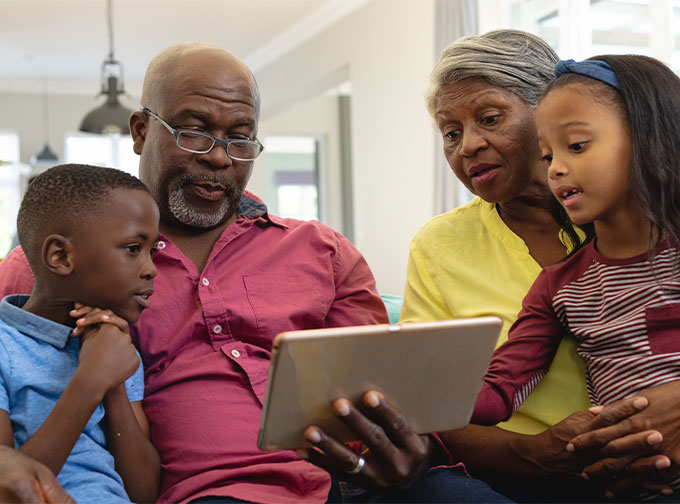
426;29;558;117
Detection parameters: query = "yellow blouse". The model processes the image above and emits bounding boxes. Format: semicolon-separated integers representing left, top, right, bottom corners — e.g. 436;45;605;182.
400;197;590;433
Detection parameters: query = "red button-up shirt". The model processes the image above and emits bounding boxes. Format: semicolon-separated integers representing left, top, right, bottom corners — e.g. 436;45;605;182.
0;192;388;504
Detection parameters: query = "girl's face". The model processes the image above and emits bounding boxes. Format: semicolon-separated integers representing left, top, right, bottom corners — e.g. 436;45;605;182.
536;84;636;228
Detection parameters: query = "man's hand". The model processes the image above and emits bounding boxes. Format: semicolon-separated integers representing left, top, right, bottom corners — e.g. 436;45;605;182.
297;391;433;489
567;382;680;497
70;305;139;395
0;445;74;503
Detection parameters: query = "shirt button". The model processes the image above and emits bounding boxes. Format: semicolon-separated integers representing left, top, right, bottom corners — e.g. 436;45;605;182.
157;241;166;250
231;349;241;358
213;324;222;334
202;278;210;286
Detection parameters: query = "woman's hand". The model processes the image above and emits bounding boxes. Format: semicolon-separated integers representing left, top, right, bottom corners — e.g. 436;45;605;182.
297;391;434;489
567;382;680;497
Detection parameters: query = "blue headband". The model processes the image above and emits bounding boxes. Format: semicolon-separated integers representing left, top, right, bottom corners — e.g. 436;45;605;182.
554;59;620;90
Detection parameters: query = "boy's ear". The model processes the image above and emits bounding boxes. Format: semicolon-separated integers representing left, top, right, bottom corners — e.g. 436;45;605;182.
42;234;74;276
130;110;148;155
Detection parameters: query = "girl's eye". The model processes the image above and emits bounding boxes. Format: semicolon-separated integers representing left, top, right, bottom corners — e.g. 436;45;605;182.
569;142;587;152
125;244;141;254
541;154;553;165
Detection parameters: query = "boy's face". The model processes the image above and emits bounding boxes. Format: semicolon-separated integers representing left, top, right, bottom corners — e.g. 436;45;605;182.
70;188;160;323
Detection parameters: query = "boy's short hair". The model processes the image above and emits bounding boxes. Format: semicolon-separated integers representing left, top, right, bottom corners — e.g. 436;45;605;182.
17;163;150;268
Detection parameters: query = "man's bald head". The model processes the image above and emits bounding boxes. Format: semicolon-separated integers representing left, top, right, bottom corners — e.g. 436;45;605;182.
141;42;260;114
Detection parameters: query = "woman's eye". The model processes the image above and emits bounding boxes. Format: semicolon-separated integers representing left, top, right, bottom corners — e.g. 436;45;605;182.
569;142;587;152
444;130;460;142
481;115;499;126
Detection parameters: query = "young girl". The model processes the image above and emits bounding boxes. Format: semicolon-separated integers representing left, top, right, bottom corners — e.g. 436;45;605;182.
470;55;680;495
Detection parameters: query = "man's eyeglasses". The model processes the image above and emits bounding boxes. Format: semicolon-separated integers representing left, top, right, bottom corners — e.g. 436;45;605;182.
142;108;264;161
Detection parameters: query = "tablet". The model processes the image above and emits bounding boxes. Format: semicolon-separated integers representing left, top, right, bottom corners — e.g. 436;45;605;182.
258;317;502;451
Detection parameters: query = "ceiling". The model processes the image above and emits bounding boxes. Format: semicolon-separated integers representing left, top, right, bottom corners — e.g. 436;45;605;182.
0;0;366;94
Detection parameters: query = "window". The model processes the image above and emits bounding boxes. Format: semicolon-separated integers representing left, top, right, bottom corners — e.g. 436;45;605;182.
0;131;23;257
263;136;320;221
485;0;678;66
65;132;138;177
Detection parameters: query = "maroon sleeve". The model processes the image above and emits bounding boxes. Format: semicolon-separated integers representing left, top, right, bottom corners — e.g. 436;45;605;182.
471;269;565;425
324;231;389;328
0;247;34;297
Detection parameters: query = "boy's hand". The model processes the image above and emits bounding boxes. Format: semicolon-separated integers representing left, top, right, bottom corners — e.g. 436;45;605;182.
70;305;139;395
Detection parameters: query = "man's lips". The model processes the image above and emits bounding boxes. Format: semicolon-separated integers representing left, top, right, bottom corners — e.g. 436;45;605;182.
188;181;226;201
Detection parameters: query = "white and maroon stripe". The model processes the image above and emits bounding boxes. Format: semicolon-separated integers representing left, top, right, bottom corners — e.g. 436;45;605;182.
552;248;680;405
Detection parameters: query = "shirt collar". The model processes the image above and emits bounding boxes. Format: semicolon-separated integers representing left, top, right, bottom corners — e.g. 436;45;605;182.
0;295;72;349
239;191;288;229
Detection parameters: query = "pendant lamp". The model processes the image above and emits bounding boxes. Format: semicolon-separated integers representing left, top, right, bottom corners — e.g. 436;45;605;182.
31;80;59;165
79;0;133;135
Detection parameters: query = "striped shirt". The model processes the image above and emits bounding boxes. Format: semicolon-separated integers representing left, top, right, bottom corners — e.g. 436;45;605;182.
473;239;680;425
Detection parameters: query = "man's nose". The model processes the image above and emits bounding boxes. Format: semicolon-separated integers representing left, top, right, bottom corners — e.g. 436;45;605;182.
197;143;233;169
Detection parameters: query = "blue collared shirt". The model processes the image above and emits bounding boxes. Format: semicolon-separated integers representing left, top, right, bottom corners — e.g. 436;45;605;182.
0;294;144;503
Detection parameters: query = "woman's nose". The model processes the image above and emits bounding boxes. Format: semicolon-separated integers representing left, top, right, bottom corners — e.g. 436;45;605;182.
460;128;488;158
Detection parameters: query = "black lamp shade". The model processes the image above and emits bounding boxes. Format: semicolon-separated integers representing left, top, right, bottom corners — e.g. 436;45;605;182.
80;76;133;135
33;143;59;163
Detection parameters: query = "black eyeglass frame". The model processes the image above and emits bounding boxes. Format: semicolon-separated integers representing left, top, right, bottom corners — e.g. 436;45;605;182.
142;107;264;161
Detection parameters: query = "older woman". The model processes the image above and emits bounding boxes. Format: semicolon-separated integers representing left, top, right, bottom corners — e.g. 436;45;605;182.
400;29;677;500
301;29;678;501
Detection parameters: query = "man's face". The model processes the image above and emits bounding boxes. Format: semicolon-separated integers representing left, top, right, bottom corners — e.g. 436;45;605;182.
71;189;160;323
134;51;259;232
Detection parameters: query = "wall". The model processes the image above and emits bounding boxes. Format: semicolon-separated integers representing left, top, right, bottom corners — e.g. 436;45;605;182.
255;0;437;295
253;93;343;234
1;0;439;295
0;91;140;164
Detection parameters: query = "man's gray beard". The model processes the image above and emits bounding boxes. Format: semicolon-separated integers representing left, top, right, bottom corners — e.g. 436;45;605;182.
167;177;233;229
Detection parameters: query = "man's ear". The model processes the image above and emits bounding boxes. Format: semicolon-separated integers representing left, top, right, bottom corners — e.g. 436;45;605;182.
42;234;74;276
130;110;148;155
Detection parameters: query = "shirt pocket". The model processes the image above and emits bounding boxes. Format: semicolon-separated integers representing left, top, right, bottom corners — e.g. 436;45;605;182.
646;303;680;354
243;274;327;345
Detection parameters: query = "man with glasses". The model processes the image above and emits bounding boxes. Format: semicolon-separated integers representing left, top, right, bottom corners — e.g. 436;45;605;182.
0;42;510;504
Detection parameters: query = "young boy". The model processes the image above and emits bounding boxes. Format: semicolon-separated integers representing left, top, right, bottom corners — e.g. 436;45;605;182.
0;164;161;503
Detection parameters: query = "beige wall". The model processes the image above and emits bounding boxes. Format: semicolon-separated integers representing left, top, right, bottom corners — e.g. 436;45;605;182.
254;0;437;295
1;0;439;295
0;91;139;164
253;93;343;233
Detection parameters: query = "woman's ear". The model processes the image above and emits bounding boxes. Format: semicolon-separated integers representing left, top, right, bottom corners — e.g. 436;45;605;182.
42;234;74;276
130;111;148;155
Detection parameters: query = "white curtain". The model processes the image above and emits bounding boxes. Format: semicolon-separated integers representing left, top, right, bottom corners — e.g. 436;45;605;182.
433;0;478;216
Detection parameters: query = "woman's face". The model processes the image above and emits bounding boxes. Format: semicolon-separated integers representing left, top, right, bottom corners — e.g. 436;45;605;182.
434;79;545;204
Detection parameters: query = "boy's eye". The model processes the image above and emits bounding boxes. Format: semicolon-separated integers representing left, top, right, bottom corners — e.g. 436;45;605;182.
541;154;553;165
569;142;587;152
125;244;141;254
